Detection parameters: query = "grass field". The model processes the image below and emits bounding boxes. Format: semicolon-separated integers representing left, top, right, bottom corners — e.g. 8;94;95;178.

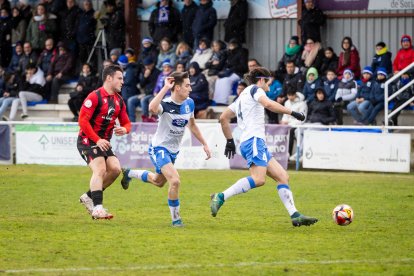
1;165;413;275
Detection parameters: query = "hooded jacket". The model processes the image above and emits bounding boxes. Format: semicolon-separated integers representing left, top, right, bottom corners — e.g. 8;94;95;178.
192;0;217;41
281;92;307;125
307;88;336;125
393;35;414;72
189;62;209;111
303;67;322;102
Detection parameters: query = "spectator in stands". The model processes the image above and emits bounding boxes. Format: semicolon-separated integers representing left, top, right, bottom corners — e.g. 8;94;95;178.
337;37;361;80
175;41;193;69
148;0;181;45
109;48;121;64
282;60;304;104
393;35;414;74
192;0;217;47
334;68;357;124
76;0;96;66
320;47;338;76
175;60;186;72
10;7;26;49
156;37;176;71
40;0;65;18
213;38;248;105
181;0;198;48
117;54;139;104
127;56;160;122
95;58;114;87
366;67;387;125
6;41;23;74
141;59;173;122
188;61;209;118
137;37;158;72
347;66;374;124
247;58;260;72
299;0;325;44
0;70;19;121
46;41;74;103
371;41;392;76
0;0;10;12
68;62;98;122
16;0;32;25
323;69;338;103
58;0;80;54
302;67;321;103
224;0;248;44
299;37;323;74
26;4;57;54
0;8;12;68
9;63;46;120
103;0;125;51
17;42;38;79
265;71;283;124
205;40;227;99
389;72;414;126
190;37;213;70
37;38;56;77
125;48;137;63
276;35;302;76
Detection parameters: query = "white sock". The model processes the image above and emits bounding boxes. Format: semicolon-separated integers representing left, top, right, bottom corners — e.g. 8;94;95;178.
128;170;149;182
277;184;298;216
223;176;256;201
168;199;181;222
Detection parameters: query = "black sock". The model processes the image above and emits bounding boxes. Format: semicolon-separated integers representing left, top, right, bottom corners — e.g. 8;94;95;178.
86;190;92;198
91;190;103;206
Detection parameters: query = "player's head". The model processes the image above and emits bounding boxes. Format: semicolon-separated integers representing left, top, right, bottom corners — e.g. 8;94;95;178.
245;67;272;92
102;65;124;93
170;71;191;99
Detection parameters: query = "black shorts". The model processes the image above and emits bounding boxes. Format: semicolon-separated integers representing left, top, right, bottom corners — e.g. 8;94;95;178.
77;138;115;164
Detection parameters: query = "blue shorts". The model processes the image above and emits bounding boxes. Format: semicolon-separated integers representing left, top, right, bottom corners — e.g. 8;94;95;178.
148;145;178;174
240;137;272;168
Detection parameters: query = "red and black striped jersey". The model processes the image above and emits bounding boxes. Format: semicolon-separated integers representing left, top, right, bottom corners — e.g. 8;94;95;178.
78;87;131;145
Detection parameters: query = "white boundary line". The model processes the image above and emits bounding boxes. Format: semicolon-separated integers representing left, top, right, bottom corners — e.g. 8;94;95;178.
3;258;414;274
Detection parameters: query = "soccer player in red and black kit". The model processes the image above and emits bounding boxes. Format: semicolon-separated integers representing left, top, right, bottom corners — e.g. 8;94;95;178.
77;65;131;219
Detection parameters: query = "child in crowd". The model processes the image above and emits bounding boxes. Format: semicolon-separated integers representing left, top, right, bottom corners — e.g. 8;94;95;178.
389;72;414;126
334;68;357;124
189;62;209;118
302;67;321;103
190;37;213;70
320;47;338;76
205;40;227;99
366;67;387;125
323;69;338;102
347;66;374;124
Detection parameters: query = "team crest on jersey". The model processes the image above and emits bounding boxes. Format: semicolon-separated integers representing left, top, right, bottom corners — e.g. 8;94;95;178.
172;119;188;127
84;99;92;108
185;104;190;113
102;106;115;120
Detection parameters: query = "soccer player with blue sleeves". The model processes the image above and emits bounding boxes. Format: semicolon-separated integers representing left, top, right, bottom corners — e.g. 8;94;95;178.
121;72;212;227
210;67;318;227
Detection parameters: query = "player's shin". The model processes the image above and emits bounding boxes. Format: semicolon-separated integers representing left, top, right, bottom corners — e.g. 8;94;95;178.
168;199;181;223
223;176;256;200
129;169;150;182
276;184;298;216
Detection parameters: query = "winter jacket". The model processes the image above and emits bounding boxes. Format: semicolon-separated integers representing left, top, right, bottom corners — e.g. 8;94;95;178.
320;54;338;76
140;67;161;96
224;0;248;43
392;77;414;101
190;48;213;70
105;8;125;50
76;73;98;98
189;62;209;111
176;51;193;69
302;67;321;102
17;52;38;76
282;71;304;95
307;90;335;124
192;1;217;42
277;51;302;76
181;1;198;47
370;79;386;105
148;2;181;44
337;47;361;79
323;78;338;103
48;51;74;77
336;79;357;101
300;6;325;43
205;42;227;76
223;46;248;77
356;77;374;101
371;51;392;76
121;62;139;102
7;52;23;74
137;45;159;71
37;48;57;76
76;8;96;45
26;15;57;51
281;92;307;125
156;46;177;71
11;17;26;45
59;5;81;42
393;35;414;72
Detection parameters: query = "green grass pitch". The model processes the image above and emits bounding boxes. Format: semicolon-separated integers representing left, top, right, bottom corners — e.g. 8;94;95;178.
1;165;413;275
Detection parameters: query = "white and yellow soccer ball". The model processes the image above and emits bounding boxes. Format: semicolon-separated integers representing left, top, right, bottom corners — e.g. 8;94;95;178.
332;204;354;226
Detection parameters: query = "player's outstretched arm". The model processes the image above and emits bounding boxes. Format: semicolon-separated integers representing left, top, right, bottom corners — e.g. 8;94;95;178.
149;77;174;114
188;118;211;160
258;95;305;121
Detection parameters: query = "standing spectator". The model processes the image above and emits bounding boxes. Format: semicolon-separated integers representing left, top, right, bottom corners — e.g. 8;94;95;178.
366;67;387;125
0;8;12;68
302;67;321;103
323;69;338;103
16;0;33;25
155;37;176;71
334;69;357;124
337;37;361;80
46;41;74;103
137;37;158;72
76;0;96;66
148;0;181;45
181;0;198;48
117;55;139;104
320;47;338;76
224;0;248;44
276;35;302;76
299;0;325;44
37;38;56;76
189;61;209;118
40;0;65;17
189;37;213;70
103;0;125;51
347;66;374;124
282;60;304;103
17;42;38;79
393;35;414;74
26;4;57;54
389;72;414;126
371;42;392;76
175;41;193;69
58;0;81;54
6;41;23;74
205;39;227;99
10;7;27;48
192;0;217;47
299;37;324;74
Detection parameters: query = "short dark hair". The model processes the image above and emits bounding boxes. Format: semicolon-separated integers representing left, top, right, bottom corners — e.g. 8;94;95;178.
244;67;271;85
376;41;386;48
102;64;123;81
170;71;189;90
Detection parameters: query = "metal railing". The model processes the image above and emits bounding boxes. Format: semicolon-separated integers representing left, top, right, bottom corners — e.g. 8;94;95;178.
384;61;414;127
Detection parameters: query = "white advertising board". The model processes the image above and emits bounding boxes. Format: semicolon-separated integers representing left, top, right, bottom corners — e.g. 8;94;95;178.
303;131;411;173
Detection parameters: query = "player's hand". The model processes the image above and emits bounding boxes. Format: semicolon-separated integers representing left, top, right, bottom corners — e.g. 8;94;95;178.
291;111;305;121
96;139;111;151
224;138;236;159
164;77;175;89
114;126;127;136
203;144;212;160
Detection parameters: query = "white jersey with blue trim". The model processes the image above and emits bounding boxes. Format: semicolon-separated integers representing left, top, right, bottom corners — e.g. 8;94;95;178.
228;85;267;143
151;97;195;153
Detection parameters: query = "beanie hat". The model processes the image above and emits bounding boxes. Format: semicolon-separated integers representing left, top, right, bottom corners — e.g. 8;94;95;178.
142;37;154;45
343;69;353;76
162;59;172;67
362;66;373;75
143;56;154;65
110;48;121;57
377;67;387;77
117;55;128;67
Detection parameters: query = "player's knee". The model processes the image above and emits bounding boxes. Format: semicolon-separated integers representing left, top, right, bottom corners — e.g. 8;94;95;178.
170;177;181;189
253;176;266;187
109;167;121;177
93;168;106;178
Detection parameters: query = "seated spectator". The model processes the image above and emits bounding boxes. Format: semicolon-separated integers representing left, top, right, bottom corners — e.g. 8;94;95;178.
36;38;56;77
281;61;304;105
299;37;324;74
320;47;338;76
6;41;23;74
265;71;283;124
137;37;158;71
204;40;227;98
366;67;387;125
247;58;261;72
347;66;374;125
302;67;321;103
334;68;357;124
127;56;160;122
118;54;139;104
175;41;193;69
156;37;176;71
190;37;213;70
393;35;414;74
46;41;74;103
323;69;338;103
26;3;57;53
109;48;121;64
276;35;302;76
141;59;173;122
10;7;27;48
371;41;392;76
125;48;137;63
389;72;414;126
9;63;46;120
67;63;98;122
0;70;19;121
337;37;361;80
175;60;186;72
188;61;209;118
17;42;38;80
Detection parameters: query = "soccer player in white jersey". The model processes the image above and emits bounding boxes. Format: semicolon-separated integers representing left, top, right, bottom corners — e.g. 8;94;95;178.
210;67;318;227
121;72;212;227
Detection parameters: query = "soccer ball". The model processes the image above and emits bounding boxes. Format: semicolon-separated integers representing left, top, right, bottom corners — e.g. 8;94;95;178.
332;204;354;226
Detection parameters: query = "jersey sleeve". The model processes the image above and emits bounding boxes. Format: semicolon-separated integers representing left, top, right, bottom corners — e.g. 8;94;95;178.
253;88;267;102
228;101;237;113
78;92;100;143
158;102;165;114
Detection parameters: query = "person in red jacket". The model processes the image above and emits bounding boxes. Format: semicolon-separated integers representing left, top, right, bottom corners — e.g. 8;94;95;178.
77;64;131;220
337;36;361;80
393;35;414;74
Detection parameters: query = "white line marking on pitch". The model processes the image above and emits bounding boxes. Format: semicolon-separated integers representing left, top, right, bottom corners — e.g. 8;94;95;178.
3;258;413;274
